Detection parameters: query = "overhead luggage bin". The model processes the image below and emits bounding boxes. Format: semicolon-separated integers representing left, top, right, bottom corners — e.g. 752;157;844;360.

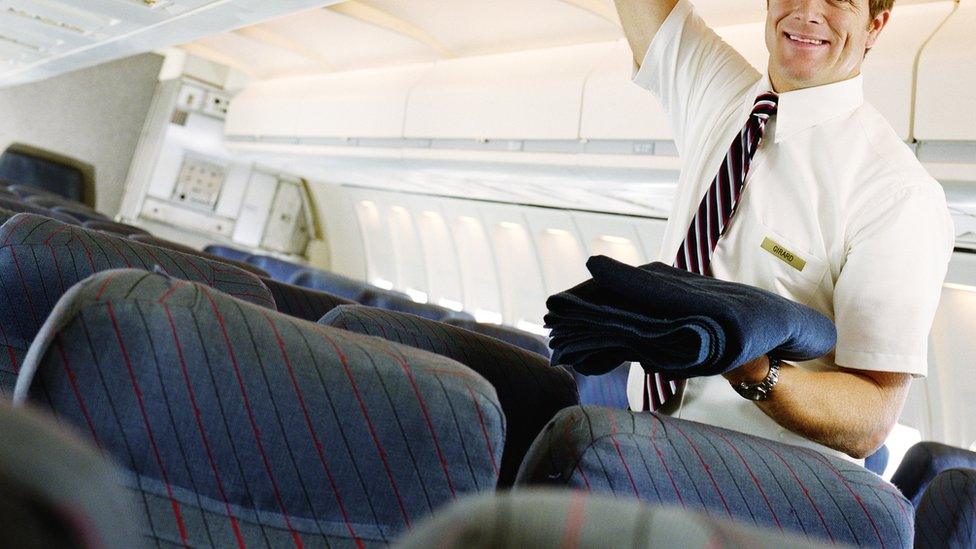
915;1;975;141
404;42;615;140
226;65;432;140
860;1;955;141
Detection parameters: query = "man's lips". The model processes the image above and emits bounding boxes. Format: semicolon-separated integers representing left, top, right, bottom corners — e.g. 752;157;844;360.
783;32;829;47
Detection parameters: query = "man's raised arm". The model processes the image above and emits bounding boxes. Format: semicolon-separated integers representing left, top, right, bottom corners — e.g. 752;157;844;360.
613;0;679;68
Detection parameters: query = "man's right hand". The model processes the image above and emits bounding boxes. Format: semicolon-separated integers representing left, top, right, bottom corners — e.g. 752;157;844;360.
613;0;680;68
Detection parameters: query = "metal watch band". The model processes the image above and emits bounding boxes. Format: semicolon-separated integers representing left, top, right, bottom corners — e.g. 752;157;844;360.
734;356;781;401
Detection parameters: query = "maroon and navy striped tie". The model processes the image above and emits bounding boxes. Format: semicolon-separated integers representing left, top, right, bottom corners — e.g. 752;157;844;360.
643;91;779;412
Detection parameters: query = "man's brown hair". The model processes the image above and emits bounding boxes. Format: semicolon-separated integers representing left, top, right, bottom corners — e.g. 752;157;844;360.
870;0;895;20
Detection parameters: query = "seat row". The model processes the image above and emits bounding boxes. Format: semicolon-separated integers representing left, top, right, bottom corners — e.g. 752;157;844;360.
0;183;970;547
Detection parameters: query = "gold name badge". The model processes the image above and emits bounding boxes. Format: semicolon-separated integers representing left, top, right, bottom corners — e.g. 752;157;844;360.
760;237;806;272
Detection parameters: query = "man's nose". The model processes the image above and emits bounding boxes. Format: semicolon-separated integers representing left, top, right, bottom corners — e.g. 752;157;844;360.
791;0;825;24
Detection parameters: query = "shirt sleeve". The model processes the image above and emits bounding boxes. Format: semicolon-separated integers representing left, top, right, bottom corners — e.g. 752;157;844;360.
631;0;760;155
832;183;955;377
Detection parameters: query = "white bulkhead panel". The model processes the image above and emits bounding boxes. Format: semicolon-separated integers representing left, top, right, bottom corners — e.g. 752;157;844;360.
446;200;504;323
413;202;465;310
404;42;613;140
573;213;648;266
926;283;976;449
524;210;589;296
860;1;955;140
223;79;301;137
353;191;398;290
480;204;549;329
915;1;976;141
385;197;430;301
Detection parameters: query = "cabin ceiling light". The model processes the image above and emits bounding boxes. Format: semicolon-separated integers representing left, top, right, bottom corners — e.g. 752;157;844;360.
371;277;394;290
421;210;441;219
499;221;521;230
599;235;631;244
944;282;976;293
391;205;408;214
546;228;571;236
437;298;464;312
516;319;549;337
359;200;376;209
458;215;478;224
405;288;428;304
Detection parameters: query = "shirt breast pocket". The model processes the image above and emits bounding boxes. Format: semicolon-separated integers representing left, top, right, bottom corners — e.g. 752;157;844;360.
726;212;830;307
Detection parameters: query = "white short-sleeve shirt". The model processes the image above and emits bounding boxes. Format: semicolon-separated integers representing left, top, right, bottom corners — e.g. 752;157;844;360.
626;0;955;462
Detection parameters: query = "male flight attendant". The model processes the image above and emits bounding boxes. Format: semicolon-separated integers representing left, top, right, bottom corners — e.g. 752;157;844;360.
614;0;954;461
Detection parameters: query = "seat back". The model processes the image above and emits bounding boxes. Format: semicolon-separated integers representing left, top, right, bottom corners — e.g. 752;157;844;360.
0;403;142;549
0;148;87;203
441;318;550;358
567;362;632;409
0;196;80;224
516;405;914;547
320;305;578;486
0;214;275;394
17;269;503;547
129;234;269;278
289;268;370;302
914;468;976;549
244;254;306;282
262;277;355;322
51;204;109;223
82;220;152;238
361;288;474;322
891;441;976;506
203;244;251;262
396;490;838;549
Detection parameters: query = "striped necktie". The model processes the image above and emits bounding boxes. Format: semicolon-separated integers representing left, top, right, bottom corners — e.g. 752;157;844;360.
643;91;779;411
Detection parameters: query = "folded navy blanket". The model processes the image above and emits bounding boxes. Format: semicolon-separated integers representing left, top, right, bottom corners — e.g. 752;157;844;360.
545;255;836;377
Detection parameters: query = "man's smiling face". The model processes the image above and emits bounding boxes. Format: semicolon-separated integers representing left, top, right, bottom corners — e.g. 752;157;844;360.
765;0;890;92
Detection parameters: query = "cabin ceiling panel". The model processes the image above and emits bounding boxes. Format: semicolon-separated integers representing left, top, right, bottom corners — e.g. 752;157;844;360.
194;33;317;77
0;0;345;86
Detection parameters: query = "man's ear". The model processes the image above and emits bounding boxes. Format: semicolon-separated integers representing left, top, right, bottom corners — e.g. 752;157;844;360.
864;9;891;51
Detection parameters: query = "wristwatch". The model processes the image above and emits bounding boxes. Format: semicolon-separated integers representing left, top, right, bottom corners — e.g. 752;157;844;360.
733;356;781;401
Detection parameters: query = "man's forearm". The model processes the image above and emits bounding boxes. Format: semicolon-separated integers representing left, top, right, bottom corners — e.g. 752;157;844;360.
613;0;679;67
725;357;910;459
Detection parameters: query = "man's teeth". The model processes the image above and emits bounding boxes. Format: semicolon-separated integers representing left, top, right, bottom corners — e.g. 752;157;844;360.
789;34;824;45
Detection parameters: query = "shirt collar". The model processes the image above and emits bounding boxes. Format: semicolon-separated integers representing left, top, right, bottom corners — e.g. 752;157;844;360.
753;73;864;144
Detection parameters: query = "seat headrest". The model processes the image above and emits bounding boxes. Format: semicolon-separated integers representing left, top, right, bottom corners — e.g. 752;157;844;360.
361;289;474;322
244;254;306;282
320;304;577;487
18;269;503;547
289;269;370;302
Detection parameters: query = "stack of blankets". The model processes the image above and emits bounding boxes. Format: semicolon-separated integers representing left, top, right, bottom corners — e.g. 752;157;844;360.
545;255;836;378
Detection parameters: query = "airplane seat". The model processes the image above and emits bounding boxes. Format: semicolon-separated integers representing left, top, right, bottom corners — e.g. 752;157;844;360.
50;204;109;223
442;317;551;358
16;269;504;547
261;276;356;322
864;444;889;477
129;234;270;278
566;362;631;409
0;401;141;549
0;196;81;225
361;288;475;322
244;254;306;282
25;193;89;211
913;468;976;549
289;268;371;302
203;244;252;262
0;147;88;204
890;441;976;506
395;489;837;549
320;304;579;487
516;405;914;547
82;219;152;238
0;213;275;395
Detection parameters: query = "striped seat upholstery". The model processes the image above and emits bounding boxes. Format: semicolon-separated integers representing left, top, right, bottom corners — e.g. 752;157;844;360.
262;276;355;322
0;213;274;394
516;406;913;548
83;219;152;238
0;402;142;549
891;441;976;506
396;489;839;549
441;318;551;358
129;234;270;278
16;269;504;547
320;304;578;487
914;468;976;549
